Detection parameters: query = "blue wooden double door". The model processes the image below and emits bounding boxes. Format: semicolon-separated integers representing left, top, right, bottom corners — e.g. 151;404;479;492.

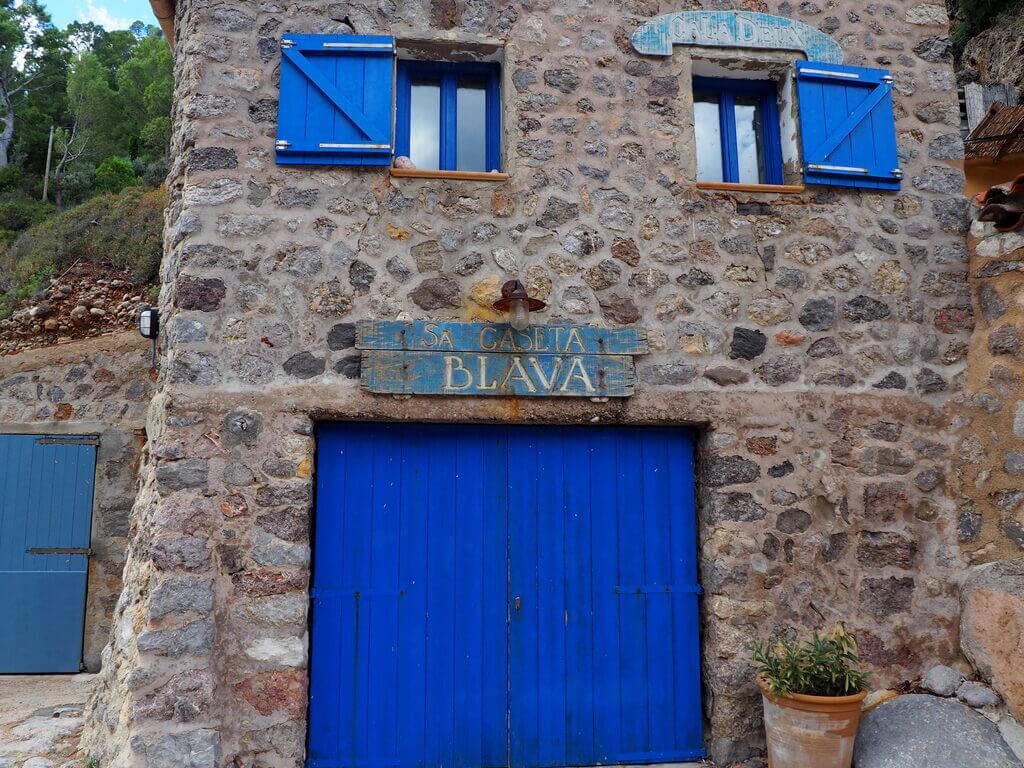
0;434;97;673
310;424;703;768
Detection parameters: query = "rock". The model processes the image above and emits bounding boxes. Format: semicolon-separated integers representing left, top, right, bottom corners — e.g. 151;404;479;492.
283;352;325;380
410;277;461;310
150;576;215;619
844;295;891;322
704;455;760;487
536;197;578;229
598;294;640;324
1000;717;1024;765
799;297;837;331
959;681;1003;708
142;729;220;768
244;636;305;667
704;366;750;386
922;665;966;696
137;620;215;657
961;560;1024;719
730;327;767;360
853;695;1021;768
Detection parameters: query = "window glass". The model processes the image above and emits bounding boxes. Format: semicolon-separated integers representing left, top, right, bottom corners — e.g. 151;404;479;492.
409;79;441;170
694;93;723;183
456;81;488;171
734;95;767;184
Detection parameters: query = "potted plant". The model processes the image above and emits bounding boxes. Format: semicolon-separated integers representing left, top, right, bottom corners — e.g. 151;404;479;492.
752;624;869;768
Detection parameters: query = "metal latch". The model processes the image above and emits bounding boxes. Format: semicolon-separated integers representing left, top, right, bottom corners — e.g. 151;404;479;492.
27;547;94;556
36;437;100;446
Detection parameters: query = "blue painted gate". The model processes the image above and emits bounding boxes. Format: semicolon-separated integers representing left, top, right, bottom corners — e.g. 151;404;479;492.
0;434;98;673
310;424;703;768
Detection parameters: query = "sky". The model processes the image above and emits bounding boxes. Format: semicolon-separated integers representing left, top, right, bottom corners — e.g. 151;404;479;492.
43;0;156;30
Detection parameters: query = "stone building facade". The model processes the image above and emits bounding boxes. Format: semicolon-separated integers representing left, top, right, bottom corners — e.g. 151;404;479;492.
72;0;1021;765
0;333;153;671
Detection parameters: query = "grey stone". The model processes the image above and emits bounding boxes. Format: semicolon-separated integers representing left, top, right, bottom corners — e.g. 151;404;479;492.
922;665;966;696
184;178;243;206
958;681;1002;708
253;529;310;567
704;455;760;487
334;355;361;379
386;255;413;282
912;165;966;194
989;325;1021;356
222;408;262;446
639;362;698;385
188;147;238;170
853;695;1021;768
563;226;605;257
156;458;209;491
799;297;837;331
152;536;210;571
150;576;215;619
137;620;215;657
543;69;581;93
277;187;319;208
914;467;943;491
349;260;376;293
844;295;891;322
283;352;325;380
453;252;484;275
704;366;750;386
583;260;622;291
143;729;220;768
776;508;811;534
759;354;802;386
916;368;948;394
327;323;357;350
808;337;842;358
859;576;914;616
248;98;277;123
412;240;443;272
707;492;768;523
1006;453;1024;477
874;371;908;389
928;133;964;160
276;244;323;277
1015;401;1024;438
980;285;1009;324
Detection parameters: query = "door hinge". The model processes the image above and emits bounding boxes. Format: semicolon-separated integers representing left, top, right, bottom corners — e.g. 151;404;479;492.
276;139;291;150
36;437;100;446
27;547;94;556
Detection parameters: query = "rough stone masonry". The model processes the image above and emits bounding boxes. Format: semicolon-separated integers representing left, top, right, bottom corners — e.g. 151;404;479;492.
77;0;1002;765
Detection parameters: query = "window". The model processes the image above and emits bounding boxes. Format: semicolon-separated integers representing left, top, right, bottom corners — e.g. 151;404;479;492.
396;61;502;173
693;77;784;186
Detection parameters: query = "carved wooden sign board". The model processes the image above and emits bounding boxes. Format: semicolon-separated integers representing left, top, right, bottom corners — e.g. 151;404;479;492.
357;321;649;397
631;11;843;63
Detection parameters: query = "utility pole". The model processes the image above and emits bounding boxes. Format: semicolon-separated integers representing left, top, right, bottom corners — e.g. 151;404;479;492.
41;125;54;202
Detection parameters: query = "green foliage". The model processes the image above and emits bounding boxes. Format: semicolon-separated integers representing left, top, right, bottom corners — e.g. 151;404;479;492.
0;197;52;230
84;756;99;768
95;156;138;194
0;186;166;308
752;624;869;699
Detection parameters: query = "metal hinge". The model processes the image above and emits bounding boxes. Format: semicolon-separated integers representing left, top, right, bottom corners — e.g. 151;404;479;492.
281;38;295;49
892;168;904;179
27;547;94;556
36;437;100;446
806;163;869;175
276;139;291;149
882;75;894;83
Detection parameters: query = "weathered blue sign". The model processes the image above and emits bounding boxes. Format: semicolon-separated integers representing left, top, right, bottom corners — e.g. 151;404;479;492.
631;11;843;64
356;321;648;398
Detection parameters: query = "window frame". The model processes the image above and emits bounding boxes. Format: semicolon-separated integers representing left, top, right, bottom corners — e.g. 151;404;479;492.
395;60;502;173
692;76;784;186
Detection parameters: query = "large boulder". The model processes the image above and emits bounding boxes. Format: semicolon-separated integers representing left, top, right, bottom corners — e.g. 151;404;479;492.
961;560;1024;719
854;695;1022;768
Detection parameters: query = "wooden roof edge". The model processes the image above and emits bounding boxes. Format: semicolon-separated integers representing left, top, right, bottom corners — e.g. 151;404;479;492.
150;0;175;46
966;102;1024;143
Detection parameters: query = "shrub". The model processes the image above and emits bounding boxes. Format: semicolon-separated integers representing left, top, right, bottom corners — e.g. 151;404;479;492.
0;186;167;307
0;198;53;231
753;624;869;698
95;157;139;194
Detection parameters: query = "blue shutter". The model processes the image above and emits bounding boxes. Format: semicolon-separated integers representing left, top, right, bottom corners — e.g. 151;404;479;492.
276;35;395;166
796;61;902;190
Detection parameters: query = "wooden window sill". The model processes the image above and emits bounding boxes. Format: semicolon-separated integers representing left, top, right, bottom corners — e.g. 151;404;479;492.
391;168;510;182
696;181;806;194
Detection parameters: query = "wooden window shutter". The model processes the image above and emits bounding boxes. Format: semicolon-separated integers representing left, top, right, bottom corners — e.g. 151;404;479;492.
795;61;902;190
276;35;395;166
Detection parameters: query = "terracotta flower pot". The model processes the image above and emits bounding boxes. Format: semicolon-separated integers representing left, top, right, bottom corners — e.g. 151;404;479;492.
757;677;867;768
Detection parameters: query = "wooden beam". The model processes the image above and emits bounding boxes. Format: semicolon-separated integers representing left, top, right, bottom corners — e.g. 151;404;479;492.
390;168;510;182
149;0;175;45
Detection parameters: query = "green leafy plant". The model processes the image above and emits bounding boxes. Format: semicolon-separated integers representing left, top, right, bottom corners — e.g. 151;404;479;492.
84;756;99;768
753;624;869;698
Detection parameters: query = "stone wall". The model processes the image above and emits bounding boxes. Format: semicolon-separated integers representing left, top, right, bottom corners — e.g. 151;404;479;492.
952;221;1024;562
0;332;153;671
82;0;973;765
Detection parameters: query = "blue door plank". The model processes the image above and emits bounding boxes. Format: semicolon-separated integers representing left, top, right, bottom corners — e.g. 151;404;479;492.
309;424;703;768
0;435;96;673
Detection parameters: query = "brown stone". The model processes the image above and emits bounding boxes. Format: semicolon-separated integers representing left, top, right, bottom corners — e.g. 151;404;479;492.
232;569;307;597
611;238;641;266
598;294;640;324
960;560;1024;720
54;403;73;420
745;436;778;456
492;192;516;218
235;670;307;717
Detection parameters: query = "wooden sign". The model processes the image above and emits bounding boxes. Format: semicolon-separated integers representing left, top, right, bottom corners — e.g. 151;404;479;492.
631;11;843;64
356;321;648;398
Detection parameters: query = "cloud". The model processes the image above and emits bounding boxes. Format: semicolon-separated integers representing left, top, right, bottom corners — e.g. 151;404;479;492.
77;0;134;30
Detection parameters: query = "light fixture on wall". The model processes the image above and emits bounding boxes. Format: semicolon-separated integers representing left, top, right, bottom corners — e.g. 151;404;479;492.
138;307;159;368
493;280;546;331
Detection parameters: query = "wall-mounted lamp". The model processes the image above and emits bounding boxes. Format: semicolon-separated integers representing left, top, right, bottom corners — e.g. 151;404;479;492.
493;280;546;331
138;307;159;367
